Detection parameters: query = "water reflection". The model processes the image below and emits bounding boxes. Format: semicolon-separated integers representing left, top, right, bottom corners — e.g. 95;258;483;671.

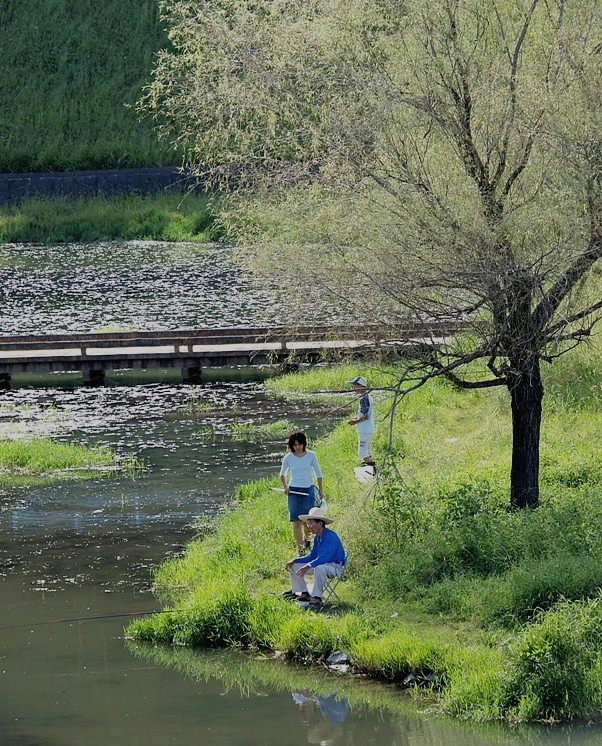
0;241;276;334
129;643;602;746
292;691;349;726
291;690;350;745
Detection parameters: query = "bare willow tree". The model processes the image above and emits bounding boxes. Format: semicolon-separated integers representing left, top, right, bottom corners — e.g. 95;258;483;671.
140;0;602;508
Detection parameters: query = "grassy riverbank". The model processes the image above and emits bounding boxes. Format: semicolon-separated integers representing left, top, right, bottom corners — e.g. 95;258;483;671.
128;340;602;722
0;193;221;244
0;437;135;488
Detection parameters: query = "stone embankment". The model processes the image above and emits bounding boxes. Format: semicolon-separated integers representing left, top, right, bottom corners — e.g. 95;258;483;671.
0;167;195;205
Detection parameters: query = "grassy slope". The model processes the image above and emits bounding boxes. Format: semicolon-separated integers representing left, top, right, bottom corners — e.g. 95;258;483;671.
0;0;174;172
128;342;602;722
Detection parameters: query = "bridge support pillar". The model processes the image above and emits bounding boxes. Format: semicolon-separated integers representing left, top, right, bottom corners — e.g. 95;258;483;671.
0;373;11;390
82;368;106;387
182;365;202;384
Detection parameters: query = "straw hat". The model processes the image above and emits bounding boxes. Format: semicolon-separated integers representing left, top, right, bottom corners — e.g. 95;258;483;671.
299;507;333;524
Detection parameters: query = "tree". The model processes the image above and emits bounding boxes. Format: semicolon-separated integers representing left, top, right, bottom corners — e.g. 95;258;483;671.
140;0;602;508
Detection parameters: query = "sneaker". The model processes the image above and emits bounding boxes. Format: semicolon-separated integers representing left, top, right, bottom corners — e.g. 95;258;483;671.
308;596;323;610
281;590;297;600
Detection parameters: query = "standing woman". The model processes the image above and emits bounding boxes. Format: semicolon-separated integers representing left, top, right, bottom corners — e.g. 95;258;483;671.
280;431;324;553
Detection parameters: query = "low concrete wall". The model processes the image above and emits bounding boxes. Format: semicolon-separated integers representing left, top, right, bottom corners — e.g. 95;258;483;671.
0;167;197;204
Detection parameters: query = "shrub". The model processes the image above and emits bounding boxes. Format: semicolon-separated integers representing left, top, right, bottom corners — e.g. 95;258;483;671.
502;598;602;721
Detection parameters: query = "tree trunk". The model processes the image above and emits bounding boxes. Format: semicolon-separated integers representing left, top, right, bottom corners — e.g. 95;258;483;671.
507;357;543;509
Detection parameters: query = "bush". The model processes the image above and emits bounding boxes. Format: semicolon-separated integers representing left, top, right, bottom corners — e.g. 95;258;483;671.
502;598;602;721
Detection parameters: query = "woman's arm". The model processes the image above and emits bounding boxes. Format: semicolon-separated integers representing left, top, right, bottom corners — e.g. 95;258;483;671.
279;454;289;493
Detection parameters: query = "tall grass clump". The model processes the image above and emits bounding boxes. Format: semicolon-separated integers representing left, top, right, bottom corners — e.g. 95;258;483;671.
0;437;112;471
246;595;300;649
278;613;342;663
0;437;130;487
129;586;254;647
351;627;451;684
0;194;221;243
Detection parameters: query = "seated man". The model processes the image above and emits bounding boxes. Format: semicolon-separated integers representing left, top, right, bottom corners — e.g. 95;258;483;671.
284;507;346;609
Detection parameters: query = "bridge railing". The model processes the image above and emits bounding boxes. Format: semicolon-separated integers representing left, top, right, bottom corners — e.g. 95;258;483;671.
0;321;466;352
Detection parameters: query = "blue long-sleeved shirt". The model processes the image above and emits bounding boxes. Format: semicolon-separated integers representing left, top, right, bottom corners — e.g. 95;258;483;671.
292;527;346;568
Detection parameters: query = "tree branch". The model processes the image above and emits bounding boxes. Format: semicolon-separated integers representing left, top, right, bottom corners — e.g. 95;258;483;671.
533;235;602;329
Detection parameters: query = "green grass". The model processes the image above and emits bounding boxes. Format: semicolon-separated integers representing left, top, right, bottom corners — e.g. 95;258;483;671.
0;193;222;243
127;339;602;722
230;419;295;441
0;0;174;172
0;437;137;487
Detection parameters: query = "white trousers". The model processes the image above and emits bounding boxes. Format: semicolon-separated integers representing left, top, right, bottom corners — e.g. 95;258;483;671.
358;433;373;459
289;562;344;598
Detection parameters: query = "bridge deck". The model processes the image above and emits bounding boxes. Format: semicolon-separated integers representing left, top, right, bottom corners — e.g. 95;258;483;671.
0;324;454;387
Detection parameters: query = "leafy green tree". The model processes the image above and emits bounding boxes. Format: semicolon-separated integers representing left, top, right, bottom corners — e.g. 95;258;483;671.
141;0;602;508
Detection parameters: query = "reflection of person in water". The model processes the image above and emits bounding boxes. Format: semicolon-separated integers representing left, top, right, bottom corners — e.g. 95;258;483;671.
291;689;349;744
315;695;349;725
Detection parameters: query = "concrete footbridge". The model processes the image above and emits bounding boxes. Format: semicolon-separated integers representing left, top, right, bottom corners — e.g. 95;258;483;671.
0;324;456;388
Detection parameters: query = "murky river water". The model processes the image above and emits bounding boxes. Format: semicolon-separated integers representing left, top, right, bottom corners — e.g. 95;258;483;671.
0;242;600;745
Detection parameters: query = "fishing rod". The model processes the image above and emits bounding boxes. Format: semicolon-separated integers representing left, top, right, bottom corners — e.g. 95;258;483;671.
0;609;163;631
269;487;317;496
306;386;396;417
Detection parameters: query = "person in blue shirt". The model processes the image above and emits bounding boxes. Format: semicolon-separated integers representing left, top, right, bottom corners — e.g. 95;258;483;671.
284;507;346;609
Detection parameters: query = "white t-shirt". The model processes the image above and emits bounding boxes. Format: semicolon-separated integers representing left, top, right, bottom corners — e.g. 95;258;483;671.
356;393;375;435
279;449;322;487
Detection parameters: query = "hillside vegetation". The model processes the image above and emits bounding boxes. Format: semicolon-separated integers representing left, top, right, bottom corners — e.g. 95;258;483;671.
0;0;175;172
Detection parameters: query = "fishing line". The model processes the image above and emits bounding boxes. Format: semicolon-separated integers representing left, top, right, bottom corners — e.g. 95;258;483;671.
0;609;164;631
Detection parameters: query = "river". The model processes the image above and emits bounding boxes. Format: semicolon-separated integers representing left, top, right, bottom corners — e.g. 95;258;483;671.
0;241;600;745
